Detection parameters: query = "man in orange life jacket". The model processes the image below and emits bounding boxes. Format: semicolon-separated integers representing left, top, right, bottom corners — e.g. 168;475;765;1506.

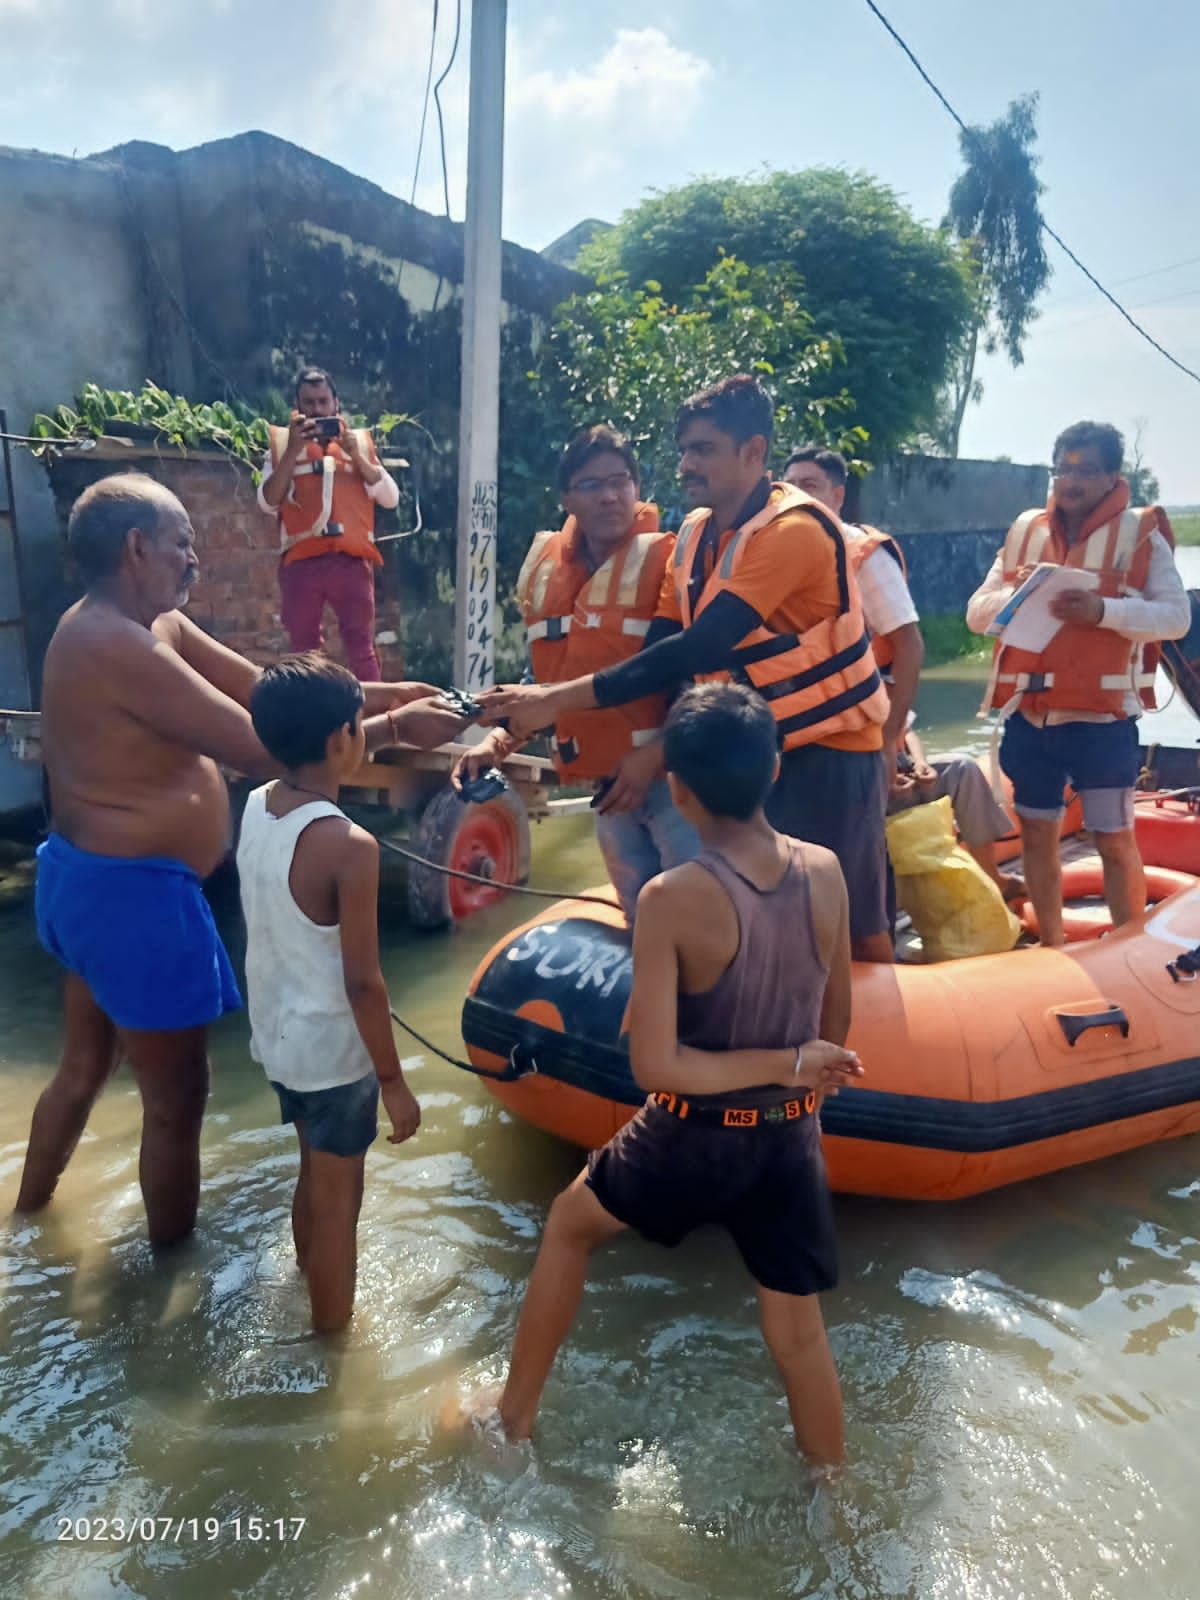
783;446;923;768
967;420;1189;947
786;445;1021;899
259;367;398;681
453;425;699;920
480;376;894;962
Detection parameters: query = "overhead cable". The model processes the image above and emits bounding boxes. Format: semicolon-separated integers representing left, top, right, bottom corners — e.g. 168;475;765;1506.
433;0;463;218
861;0;1200;387
411;0;440;205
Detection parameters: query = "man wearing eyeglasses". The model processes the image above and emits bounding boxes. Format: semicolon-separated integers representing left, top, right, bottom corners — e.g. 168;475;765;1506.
967;420;1188;946
453;424;698;920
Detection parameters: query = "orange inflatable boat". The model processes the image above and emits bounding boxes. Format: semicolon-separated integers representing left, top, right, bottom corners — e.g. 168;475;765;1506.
461;878;1200;1200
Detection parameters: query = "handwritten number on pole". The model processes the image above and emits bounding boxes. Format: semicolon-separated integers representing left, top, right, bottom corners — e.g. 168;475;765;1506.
467;480;498;692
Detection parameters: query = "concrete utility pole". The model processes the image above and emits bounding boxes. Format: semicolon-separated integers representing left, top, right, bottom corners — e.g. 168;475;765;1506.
453;0;507;693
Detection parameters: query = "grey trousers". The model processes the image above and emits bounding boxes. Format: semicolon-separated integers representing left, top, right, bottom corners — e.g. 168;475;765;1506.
887;755;1012;849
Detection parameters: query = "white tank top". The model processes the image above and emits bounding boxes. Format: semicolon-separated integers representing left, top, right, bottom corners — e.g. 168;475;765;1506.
236;785;374;1092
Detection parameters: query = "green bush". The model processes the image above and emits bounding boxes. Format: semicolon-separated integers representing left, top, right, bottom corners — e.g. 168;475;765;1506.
920;615;992;667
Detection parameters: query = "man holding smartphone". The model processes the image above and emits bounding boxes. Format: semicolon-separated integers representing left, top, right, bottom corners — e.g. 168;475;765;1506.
259;366;399;681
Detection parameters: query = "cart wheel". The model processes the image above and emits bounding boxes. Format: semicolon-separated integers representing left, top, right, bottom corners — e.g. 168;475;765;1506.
407;783;532;929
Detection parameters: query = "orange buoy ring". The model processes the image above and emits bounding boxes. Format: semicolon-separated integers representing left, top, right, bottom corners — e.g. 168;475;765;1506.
1019;861;1196;942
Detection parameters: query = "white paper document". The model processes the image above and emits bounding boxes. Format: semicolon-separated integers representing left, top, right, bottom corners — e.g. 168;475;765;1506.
986;563;1101;653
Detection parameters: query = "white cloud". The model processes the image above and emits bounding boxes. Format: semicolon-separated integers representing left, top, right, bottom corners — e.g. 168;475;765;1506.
511;27;712;128
503;25;715;242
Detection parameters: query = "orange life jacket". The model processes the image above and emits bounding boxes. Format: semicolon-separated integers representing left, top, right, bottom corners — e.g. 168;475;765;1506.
846;523;909;672
515;504;673;780
671;484;889;752
982;485;1175;717
268;425;383;567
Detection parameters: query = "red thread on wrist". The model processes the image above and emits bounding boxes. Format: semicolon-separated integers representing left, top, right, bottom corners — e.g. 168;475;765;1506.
387;707;400;743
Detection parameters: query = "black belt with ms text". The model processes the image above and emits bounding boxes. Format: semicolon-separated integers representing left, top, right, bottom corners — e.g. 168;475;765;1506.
651;1090;817;1128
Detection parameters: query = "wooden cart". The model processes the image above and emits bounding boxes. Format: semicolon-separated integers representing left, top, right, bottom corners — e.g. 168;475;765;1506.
0;710;559;930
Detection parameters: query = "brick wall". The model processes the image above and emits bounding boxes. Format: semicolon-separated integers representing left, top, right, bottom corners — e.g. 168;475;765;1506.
46;442;407;678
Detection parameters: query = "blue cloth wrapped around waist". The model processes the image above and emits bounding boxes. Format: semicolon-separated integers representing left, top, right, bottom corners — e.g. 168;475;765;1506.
36;833;241;1032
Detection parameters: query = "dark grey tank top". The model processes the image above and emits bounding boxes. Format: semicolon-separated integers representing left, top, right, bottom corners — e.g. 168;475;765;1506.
676;842;827;1099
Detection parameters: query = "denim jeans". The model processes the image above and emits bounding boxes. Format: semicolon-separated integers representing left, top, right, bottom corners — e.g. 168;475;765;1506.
592;777;700;922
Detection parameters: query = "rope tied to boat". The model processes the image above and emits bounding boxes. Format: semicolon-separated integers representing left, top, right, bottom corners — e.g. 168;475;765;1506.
389;1006;539;1082
377;834;617;907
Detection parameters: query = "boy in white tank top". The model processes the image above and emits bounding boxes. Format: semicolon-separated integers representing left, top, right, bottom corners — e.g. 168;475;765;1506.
237;654;467;1332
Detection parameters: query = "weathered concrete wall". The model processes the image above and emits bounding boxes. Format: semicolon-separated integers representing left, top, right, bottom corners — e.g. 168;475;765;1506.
847;455;1049;615
0;132;584;704
853;455;1048;535
0;148;159;693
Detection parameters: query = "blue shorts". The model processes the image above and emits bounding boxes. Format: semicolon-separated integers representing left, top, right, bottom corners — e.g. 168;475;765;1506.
1000;714;1141;831
35;833;241;1032
271;1074;379;1158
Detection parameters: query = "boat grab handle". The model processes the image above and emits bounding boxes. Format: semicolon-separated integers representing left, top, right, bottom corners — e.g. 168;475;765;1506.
1055;1005;1130;1047
1166;944;1200;983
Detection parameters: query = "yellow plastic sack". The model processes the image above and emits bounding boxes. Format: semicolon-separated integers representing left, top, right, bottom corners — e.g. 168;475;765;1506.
886;795;1021;962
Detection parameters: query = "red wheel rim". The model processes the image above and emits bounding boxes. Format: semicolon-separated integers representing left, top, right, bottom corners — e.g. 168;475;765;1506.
447;803;521;920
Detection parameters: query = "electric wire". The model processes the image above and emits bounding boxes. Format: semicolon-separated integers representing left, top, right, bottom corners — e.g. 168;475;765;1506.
410;0;439;206
433;0;463;217
861;0;1200;387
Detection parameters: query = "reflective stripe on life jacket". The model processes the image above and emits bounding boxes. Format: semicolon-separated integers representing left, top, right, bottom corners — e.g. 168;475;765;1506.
982;503;1174;717
671;484;888;751
268;425;383;567
515;504;674;780
846;523;909;672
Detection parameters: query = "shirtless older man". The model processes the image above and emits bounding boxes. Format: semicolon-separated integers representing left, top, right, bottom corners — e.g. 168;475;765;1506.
15;473;464;1244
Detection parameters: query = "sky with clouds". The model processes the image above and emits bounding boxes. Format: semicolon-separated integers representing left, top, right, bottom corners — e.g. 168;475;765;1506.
4;0;1199;498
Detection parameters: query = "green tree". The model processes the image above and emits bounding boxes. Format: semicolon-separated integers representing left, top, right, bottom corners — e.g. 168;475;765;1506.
578;169;974;453
1124;418;1161;505
534;254;865;515
941;94;1050;456
494;255;866;641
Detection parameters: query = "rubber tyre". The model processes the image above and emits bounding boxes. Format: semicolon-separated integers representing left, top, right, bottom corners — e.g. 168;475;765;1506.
407;783;532;929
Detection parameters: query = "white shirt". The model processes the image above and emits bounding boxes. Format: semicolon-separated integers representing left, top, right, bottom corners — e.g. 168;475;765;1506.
846;525;919;637
967;529;1190;721
257;451;400;516
236;787;374;1092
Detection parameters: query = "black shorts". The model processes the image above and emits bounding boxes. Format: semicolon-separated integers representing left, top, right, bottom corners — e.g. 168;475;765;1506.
586;1100;838;1296
765;743;890;942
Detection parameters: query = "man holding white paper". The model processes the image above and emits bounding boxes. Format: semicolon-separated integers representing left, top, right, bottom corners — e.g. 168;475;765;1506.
967;420;1189;947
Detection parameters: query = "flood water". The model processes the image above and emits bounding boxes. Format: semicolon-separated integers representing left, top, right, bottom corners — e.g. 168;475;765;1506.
3;634;1200;1597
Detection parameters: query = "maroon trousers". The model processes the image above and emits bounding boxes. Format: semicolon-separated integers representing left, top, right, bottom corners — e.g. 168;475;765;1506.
278;551;381;682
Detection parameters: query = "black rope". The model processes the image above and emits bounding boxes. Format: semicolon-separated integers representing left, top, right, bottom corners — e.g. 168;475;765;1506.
377;834;618;907
389;1006;536;1081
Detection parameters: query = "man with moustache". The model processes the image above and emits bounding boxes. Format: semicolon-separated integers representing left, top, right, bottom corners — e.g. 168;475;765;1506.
481;376;893;960
14;473;465;1244
968;420;1188;945
453;424;697;921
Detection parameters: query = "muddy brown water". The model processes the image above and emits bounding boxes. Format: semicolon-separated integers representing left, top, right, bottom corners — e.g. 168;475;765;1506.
2;654;1199;1599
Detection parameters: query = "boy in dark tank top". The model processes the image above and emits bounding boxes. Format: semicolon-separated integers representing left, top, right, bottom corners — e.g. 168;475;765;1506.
492;683;863;1465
